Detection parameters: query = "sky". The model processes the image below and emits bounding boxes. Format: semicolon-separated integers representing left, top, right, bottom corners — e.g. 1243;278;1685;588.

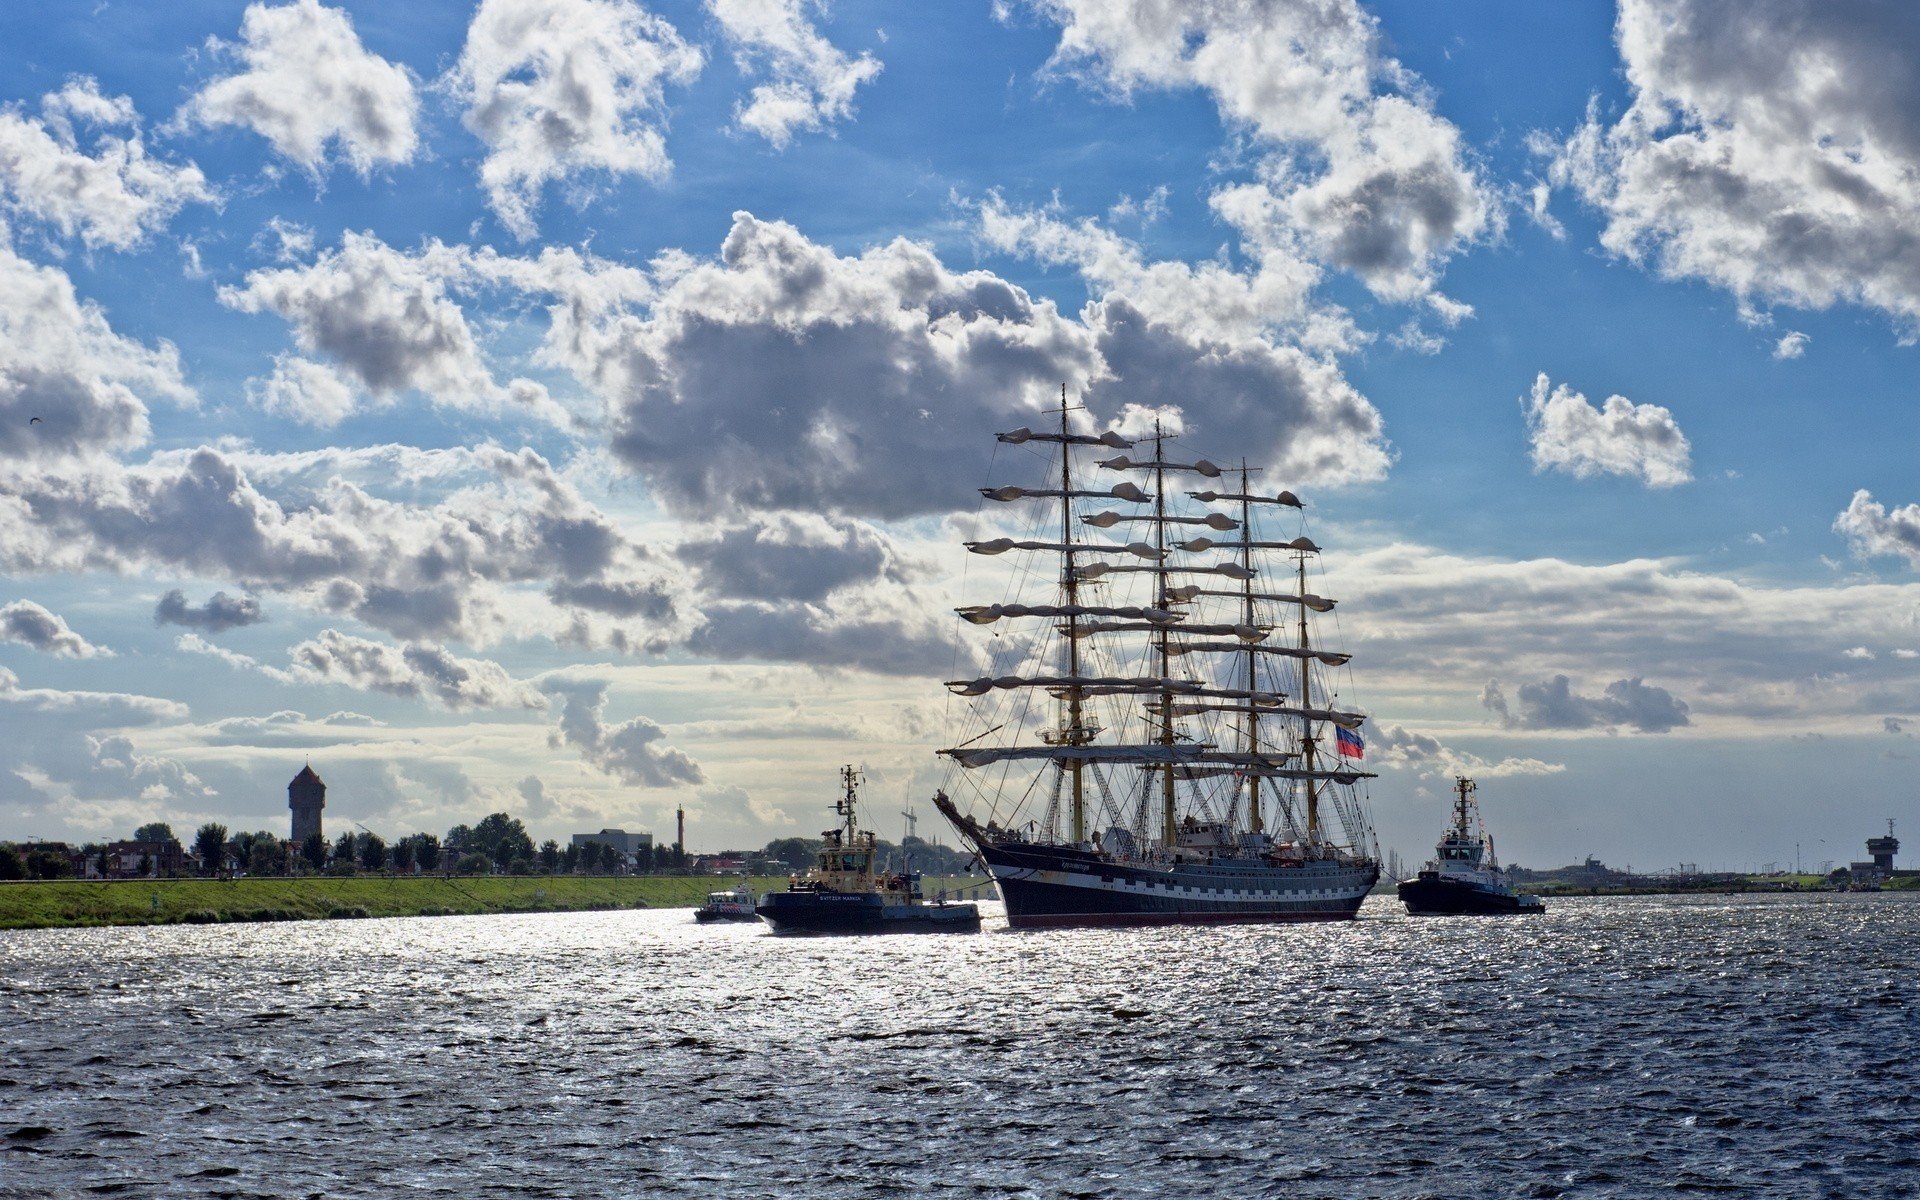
0;0;1916;873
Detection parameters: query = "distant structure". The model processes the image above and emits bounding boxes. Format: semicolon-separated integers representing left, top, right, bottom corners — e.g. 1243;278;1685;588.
1867;820;1899;872
289;765;326;845
676;805;686;858
571;829;653;860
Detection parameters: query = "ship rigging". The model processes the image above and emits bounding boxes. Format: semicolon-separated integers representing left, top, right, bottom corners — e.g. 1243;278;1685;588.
932;398;1381;927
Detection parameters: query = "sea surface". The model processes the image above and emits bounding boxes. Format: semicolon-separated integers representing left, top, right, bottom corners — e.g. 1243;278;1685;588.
2;893;1916;1199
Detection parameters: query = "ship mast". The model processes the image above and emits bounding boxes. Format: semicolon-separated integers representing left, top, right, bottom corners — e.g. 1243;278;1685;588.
1057;389;1088;845
1239;461;1261;838
1154;421;1177;849
1298;550;1319;844
1453;776;1475;841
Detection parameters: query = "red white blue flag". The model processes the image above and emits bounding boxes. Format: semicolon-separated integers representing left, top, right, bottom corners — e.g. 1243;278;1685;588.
1334;727;1364;759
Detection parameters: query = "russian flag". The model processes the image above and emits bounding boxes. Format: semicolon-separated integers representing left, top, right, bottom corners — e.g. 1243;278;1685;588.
1334;726;1364;759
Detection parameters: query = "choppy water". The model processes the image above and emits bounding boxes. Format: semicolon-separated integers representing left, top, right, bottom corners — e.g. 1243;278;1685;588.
2;893;1917;1199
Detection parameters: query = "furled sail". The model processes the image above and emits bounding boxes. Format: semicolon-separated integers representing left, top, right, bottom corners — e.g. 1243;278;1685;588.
1166;641;1351;665
1177;536;1320;554
945;675;1206;697
1085;511;1239;529
1071;621;1266;639
1076;561;1254;580
956;603;1177;625
1097;454;1223;477
983;482;1150;502
998;427;1133;448
1188;489;1302;507
1181;586;1334;611
967;538;1163;559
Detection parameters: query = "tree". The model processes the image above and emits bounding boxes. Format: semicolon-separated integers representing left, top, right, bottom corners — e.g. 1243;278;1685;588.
248;838;282;877
539;840;560;873
193;823;229;876
764;837;820;872
391;837;416;873
357;832;387;872
26;849;74;879
560;843;579;873
135;853;152;877
301;832;327;872
414;833;441;871
457;850;491;875
133;822;175;844
468;813;534;867
333;831;356;867
0;844;25;880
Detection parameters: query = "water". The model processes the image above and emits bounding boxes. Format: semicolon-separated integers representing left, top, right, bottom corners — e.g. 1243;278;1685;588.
3;893;1916;1199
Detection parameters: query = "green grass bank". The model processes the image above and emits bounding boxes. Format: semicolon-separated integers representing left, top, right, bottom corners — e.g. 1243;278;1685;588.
0;874;991;931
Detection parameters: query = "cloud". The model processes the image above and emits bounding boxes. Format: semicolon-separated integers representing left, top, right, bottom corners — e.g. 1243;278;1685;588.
1025;0;1498;309
451;0;704;239
678;512;905;601
181;0;420;175
1484;675;1692;733
1834;490;1920;570
1773;331;1809;360
0;444;663;645
220;232;555;422
976;197;1391;483
0;233;193;464
1523;373;1691;488
548;679;703;786
1547;0;1920;334
289;629;547;710
154;589;265;633
1369;723;1565;779
706;0;881;147
0;79;212;250
0;600;110;658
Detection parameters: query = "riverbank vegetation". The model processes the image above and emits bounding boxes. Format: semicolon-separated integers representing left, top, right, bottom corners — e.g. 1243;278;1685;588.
0;874;991;930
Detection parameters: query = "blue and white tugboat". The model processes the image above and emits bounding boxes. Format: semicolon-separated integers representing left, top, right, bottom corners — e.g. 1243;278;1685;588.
1398;777;1545;916
757;767;981;935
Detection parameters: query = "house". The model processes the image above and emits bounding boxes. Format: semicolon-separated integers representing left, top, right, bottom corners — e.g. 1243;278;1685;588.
105;839;186;878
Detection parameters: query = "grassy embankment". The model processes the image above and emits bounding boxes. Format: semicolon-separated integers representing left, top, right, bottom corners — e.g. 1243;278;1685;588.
0;874;991;930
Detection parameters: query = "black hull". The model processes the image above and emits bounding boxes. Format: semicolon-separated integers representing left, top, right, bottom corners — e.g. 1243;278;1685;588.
977;841;1377;930
1398;877;1544;915
755;892;980;935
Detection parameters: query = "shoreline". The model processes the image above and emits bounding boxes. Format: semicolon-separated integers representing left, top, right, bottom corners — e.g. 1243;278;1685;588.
0;874;992;931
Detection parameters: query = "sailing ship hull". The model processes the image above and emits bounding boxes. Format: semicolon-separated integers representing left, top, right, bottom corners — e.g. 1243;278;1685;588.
977;841;1377;929
1397;875;1544;916
756;891;981;934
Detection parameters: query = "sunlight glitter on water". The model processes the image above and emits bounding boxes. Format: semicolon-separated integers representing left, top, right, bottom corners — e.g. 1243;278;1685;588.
3;893;1918;1198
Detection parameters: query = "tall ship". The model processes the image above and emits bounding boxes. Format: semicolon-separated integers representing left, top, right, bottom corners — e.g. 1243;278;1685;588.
757;767;981;934
1398;777;1544;916
931;402;1380;928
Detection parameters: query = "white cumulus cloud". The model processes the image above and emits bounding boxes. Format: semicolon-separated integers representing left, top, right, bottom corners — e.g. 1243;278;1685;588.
1026;0;1498;310
451;0;703;239
707;0;881;147
0;600;111;658
1834;490;1920;569
1549;0;1920;335
0;79;212;250
548;679;703;786
181;0;420;175
1523;373;1691;488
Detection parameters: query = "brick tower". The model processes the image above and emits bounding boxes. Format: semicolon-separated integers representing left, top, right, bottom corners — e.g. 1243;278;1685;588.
289;764;326;845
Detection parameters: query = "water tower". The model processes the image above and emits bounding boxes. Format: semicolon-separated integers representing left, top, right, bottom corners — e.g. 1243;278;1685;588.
289;764;326;845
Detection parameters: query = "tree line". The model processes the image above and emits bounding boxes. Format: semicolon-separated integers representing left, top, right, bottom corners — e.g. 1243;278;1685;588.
0;814;689;880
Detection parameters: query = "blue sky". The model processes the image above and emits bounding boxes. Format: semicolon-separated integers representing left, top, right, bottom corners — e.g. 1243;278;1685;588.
1;0;1916;872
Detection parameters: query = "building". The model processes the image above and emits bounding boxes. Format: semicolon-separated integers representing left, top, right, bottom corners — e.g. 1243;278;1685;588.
104;839;185;878
571;829;653;861
1867;820;1899;872
289;765;326;845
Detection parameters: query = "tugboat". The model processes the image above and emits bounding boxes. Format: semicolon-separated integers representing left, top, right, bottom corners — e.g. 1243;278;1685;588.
758;767;981;934
693;874;760;923
1398;777;1544;916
